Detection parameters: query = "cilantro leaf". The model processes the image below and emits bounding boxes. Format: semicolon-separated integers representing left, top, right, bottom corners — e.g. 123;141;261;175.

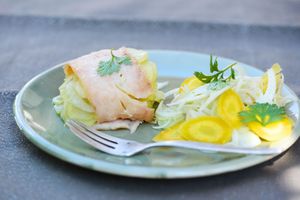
115;56;132;65
194;55;237;83
97;49;132;76
239;103;286;126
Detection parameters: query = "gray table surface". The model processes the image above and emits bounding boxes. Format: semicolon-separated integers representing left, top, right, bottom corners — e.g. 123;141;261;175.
1;0;300;26
1;15;300;200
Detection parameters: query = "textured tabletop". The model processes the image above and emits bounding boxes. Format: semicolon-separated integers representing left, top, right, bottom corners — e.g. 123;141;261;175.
0;15;300;200
1;0;300;26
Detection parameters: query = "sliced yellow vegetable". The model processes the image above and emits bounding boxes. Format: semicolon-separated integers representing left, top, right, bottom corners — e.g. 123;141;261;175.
180;116;232;144
153;122;184;141
140;61;157;89
179;76;204;93
127;48;157;88
248;117;292;141
217;89;244;128
261;63;282;93
127;48;148;64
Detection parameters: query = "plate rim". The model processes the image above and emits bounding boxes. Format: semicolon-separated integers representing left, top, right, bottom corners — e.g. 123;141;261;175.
13;49;300;179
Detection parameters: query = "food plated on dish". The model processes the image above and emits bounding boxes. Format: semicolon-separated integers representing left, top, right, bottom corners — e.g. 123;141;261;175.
53;47;163;128
154;59;295;148
53;47;297;151
14;49;300;178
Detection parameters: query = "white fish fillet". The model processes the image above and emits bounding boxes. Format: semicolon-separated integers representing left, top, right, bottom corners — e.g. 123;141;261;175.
64;47;155;123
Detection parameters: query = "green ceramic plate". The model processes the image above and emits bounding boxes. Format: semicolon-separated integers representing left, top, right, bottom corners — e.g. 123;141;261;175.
14;50;300;178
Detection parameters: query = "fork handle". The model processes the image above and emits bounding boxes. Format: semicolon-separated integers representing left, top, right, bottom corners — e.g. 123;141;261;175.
144;141;282;155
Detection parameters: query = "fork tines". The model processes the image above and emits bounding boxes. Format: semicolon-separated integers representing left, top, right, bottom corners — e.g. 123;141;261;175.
66;120;117;151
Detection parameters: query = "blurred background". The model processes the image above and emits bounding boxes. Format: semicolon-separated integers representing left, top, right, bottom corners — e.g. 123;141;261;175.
1;0;300;26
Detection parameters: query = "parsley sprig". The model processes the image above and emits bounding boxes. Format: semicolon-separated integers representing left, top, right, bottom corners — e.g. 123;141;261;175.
97;49;132;76
194;55;236;83
239;103;286;126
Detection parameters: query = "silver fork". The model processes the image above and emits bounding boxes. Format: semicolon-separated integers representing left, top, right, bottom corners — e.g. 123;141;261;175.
66;120;283;157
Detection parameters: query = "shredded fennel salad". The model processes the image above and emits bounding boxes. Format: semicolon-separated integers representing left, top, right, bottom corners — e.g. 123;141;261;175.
153;56;296;148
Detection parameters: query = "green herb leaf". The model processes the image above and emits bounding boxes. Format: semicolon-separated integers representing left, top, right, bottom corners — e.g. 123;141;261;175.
97;60;113;76
239;103;286;126
97;49;132;76
210;55;219;73
115;56;132;65
231;68;235;79
194;55;236;83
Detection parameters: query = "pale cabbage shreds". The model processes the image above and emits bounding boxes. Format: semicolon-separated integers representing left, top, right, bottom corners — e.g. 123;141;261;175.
154;101;185;129
53;74;97;126
230;76;262;105
257;64;296;106
154;83;230;129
